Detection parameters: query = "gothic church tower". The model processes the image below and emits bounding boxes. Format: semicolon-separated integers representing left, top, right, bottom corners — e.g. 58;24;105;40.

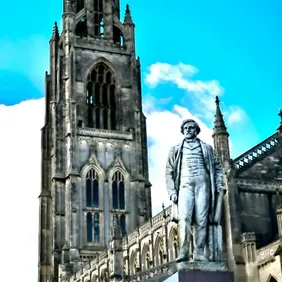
38;1;152;281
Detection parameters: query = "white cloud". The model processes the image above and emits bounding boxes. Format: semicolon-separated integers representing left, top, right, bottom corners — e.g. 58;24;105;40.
0;98;45;282
145;62;224;118
226;106;247;125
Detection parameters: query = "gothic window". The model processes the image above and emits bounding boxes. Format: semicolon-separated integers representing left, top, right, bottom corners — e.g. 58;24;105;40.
112;171;125;209
94;0;104;37
155;237;164;266
86;212;92;242
86;64;117;130
94;213;100;243
86;169;99;208
120;214;126;236
113;26;124;47
75;17;87;37
169;228;179;261
86;212;100;243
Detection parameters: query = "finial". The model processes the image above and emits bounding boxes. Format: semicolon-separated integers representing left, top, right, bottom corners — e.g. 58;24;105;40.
124;4;133;23
51;21;59;40
213;96;228;136
279;109;282;122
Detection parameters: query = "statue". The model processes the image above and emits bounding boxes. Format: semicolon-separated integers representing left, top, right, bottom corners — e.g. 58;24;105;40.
165;119;225;263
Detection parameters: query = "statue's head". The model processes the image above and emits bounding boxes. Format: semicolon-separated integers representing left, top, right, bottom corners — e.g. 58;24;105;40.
180;119;201;139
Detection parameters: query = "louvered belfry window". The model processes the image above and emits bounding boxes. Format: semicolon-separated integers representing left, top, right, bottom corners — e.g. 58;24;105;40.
86;64;117;130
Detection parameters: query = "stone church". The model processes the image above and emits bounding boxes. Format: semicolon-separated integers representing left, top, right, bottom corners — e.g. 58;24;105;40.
38;1;282;281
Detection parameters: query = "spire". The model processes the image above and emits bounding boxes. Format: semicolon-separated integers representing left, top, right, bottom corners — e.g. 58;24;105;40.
124;4;133;23
51;21;59;41
213;96;229;137
212;96;230;164
277;109;282;133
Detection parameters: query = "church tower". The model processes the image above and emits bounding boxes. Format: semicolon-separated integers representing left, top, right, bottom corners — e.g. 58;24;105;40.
38;1;152;281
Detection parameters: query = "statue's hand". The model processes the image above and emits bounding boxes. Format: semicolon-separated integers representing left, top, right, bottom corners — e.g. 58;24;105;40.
170;194;178;203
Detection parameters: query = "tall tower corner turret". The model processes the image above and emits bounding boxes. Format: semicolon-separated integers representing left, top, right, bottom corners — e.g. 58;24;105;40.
212;96;230;165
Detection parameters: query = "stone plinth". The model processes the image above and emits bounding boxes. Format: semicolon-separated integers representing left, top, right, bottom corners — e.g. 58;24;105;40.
174;261;228;272
165;262;233;282
164;270;234;282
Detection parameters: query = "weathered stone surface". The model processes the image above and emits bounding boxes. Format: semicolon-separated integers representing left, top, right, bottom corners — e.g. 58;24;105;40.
172;261;228;272
164;269;234;282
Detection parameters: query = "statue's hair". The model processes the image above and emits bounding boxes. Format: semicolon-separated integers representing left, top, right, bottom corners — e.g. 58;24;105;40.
180;119;201;134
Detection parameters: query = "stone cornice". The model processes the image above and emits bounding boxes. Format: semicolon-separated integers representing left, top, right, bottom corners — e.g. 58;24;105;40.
77;127;133;141
236;178;282;193
74;36;129;55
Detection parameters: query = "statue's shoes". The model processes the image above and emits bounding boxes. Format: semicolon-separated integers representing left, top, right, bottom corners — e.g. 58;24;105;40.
193;254;209;262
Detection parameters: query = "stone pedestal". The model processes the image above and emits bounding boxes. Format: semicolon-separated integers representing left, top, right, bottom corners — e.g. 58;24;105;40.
165;262;234;282
164;270;234;282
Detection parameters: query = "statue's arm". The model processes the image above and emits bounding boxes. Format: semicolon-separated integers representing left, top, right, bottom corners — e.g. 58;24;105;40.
165;147;177;199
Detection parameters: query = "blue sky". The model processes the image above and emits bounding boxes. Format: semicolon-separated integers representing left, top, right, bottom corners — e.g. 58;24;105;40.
0;1;281;280
1;0;282;155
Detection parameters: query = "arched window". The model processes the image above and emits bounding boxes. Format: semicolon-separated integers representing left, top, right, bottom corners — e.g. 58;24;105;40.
112;171;125;209
86;64;117;129
94;213;100;243
86;212;92;242
94;0;103;37
75;17;87;37
86;212;100;243
120;214;126;236
168;228;179;261
113;26;124;47
86;169;99;208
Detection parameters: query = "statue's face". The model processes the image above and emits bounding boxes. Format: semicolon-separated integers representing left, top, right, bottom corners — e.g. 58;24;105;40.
183;122;198;139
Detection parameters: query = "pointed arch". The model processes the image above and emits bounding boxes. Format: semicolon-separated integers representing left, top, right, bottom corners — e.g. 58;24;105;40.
154;235;164;266
81;152;105;209
86;168;99;208
86;62;119;130
112;170;125;209
168;227;179;261
129;250;138;274
141;244;151;270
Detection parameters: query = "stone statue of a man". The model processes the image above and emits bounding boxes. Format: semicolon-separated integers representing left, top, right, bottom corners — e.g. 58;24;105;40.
165;119;224;262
